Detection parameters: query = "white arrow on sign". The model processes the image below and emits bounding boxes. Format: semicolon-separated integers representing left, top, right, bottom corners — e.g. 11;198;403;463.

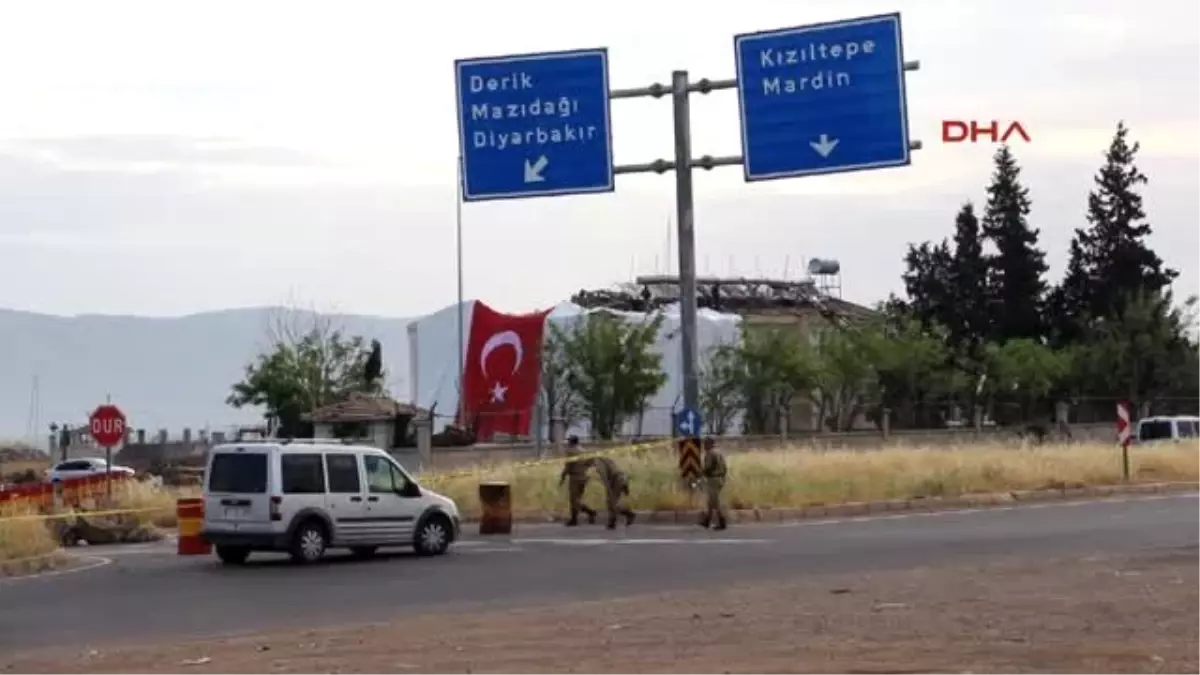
809;134;840;158
679;410;697;435
524;155;549;183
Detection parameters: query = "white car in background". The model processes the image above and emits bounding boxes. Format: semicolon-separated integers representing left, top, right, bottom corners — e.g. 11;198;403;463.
1134;415;1200;444
45;457;136;483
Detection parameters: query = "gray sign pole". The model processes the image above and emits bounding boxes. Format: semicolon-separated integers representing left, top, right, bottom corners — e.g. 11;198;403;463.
455;155;466;428
670;71;700;412
612;76;739;415
610;62;921;415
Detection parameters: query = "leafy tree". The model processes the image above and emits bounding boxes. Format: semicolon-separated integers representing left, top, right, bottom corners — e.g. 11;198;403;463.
698;344;743;436
981;145;1048;342
984;338;1071;423
713;328;817;435
811;325;876;431
227;309;384;438
1071;291;1199;408
860;312;964;428
552;311;667;440
539;327;583;431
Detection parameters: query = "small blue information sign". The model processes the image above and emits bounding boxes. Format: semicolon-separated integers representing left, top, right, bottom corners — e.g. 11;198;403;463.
674;407;703;437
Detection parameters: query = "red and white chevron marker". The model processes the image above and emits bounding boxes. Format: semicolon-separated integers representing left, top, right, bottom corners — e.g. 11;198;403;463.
1116;402;1133;447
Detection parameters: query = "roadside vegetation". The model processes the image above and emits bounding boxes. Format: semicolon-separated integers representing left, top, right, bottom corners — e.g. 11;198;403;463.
0;478;198;575
427;441;1199;520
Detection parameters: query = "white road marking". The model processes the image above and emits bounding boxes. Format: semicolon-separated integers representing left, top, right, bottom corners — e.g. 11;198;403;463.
772;493;1194;530
0;555;112;584
457;546;524;553
510;537;771;546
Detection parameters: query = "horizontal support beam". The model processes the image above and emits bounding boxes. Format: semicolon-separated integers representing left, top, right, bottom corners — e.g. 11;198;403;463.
610;62;919;99
614;154;744;175
614;142;922;176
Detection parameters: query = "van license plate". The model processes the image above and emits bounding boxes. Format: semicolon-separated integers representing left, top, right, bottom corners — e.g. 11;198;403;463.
223;507;249;520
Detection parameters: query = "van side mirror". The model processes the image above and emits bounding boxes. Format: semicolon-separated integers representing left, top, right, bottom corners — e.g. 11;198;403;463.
398;481;422;498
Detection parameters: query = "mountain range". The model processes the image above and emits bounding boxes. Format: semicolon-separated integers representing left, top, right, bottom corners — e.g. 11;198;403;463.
0;307;414;442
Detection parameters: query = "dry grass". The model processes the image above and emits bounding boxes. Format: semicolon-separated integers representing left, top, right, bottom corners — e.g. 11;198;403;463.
425;441;1200;519
1;458;50;477
0;500;65;575
107;480;198;529
0;480;197;574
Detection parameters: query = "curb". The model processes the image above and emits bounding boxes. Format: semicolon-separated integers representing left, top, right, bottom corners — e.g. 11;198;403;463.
460;481;1199;525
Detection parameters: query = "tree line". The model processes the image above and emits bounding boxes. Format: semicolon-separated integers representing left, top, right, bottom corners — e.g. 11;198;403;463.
890;122;1196;425
228;122;1197;440
542;122;1198;437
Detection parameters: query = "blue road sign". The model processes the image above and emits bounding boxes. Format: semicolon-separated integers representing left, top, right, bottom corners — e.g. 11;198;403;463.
733;13;911;181
455;48;615;202
674;407;703;437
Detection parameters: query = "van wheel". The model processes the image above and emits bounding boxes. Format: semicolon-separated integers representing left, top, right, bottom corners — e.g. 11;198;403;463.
414;514;452;556
216;545;250;565
289;521;328;564
350;546;378;559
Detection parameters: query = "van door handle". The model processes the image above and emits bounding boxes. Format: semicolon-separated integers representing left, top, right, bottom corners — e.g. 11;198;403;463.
349;496;363;503
367;496;379;503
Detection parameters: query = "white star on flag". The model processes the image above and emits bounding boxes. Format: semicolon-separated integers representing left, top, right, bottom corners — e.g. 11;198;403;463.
489;381;508;403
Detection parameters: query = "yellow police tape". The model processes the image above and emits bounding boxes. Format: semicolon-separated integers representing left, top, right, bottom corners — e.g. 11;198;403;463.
0;506;168;524
0;439;674;524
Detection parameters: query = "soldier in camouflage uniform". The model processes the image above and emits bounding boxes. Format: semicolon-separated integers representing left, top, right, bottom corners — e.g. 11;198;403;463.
593;455;636;529
698;436;728;530
558;435;597;526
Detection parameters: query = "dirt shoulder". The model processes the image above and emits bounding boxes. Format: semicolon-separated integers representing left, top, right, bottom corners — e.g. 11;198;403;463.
7;548;1197;674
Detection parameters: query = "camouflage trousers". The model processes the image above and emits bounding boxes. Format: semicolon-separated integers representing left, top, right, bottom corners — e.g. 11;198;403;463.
603;473;635;528
567;478;596;524
701;476;727;527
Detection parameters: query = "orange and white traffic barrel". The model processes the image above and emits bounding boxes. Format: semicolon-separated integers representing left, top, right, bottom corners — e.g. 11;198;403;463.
176;498;212;555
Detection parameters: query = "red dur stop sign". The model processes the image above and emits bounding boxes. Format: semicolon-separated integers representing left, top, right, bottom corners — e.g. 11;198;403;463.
89;404;127;448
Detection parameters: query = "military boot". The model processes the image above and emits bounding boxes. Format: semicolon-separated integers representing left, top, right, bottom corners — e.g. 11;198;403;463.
713;515;727;531
625;510;636;526
698;515;711;529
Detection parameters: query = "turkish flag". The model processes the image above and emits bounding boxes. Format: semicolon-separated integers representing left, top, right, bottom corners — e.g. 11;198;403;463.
459;302;551;441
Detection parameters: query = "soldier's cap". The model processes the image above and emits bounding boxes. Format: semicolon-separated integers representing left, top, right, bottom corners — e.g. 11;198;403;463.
566;434;580;447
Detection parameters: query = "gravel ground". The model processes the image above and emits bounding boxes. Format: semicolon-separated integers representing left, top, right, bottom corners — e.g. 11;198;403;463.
6;548;1197;674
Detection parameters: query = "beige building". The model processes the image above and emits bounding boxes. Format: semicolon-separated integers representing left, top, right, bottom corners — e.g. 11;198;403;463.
303;393;424;450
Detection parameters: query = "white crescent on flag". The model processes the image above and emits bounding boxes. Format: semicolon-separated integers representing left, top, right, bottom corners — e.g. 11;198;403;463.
479;330;523;379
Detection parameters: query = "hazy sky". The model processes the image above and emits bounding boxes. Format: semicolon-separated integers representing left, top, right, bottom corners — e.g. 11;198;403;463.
1;0;1197;319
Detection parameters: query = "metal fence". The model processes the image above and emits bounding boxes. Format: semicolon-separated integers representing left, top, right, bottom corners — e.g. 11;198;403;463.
433;396;1200;445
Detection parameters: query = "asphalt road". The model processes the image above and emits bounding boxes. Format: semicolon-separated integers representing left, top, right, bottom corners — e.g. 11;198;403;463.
1;494;1196;652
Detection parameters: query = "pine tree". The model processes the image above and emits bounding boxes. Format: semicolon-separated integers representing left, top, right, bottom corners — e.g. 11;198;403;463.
1077;121;1177;320
981;145;1048;342
946;202;990;355
900;240;953;331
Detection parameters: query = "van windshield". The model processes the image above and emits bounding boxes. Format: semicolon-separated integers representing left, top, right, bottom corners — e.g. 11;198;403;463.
1138;420;1175;442
208;453;268;493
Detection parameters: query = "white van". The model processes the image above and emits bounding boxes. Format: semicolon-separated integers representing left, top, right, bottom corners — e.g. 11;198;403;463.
201;441;460;565
1134;415;1200;445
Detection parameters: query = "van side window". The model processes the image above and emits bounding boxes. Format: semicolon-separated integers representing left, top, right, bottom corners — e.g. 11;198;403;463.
363;455;400;494
281;454;325;494
1138;420;1174;441
1180;421;1199;438
325;454;362;493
